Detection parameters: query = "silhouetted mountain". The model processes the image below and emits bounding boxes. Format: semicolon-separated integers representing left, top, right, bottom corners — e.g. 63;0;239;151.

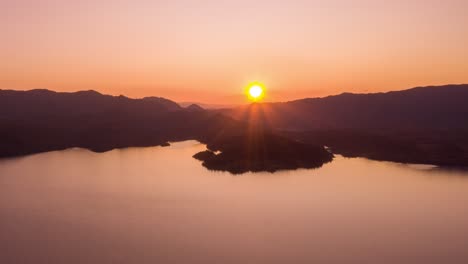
185;104;204;112
141;96;182;111
0;89;182;121
0;89;332;173
221;84;468;166
179;101;238;109
223;84;468;131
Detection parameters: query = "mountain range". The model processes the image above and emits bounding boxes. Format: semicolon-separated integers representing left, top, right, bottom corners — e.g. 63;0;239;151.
1;84;467;171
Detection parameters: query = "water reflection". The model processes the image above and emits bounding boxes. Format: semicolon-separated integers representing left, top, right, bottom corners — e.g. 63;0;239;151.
1;141;468;264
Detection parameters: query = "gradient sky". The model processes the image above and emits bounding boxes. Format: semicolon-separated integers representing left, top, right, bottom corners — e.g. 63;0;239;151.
1;0;468;104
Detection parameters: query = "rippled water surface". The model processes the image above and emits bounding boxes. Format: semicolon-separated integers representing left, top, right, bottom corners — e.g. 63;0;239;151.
1;140;468;264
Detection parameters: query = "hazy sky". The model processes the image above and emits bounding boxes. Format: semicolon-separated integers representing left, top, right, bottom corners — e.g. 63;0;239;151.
1;0;467;103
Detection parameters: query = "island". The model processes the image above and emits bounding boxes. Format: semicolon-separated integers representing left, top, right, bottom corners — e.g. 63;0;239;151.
194;132;333;174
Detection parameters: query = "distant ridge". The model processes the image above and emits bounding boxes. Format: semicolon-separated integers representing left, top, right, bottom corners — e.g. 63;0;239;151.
0;89;182;120
288;84;468;102
223;84;468;131
185;104;204;111
179;101;238;109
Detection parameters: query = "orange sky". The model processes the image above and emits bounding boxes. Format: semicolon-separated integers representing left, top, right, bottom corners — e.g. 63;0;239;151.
1;0;468;104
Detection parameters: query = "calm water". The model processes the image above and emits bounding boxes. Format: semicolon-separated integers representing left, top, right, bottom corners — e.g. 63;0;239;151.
1;140;468;264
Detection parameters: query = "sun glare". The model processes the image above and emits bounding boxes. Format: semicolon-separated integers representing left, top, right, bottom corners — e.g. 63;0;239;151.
247;83;265;101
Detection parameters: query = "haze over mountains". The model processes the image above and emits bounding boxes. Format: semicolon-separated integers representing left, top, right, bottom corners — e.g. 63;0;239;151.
1;84;467;171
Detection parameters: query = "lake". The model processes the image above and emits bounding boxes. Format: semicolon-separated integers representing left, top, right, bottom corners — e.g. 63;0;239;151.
1;140;468;264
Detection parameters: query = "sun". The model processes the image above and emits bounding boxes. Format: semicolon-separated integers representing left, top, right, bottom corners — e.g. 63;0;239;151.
246;83;265;101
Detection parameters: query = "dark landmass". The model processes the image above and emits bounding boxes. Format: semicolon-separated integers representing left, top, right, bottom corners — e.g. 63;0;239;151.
1;84;468;171
0;89;332;173
194;131;333;174
221;84;468;131
220;84;468;167
284;130;468;167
